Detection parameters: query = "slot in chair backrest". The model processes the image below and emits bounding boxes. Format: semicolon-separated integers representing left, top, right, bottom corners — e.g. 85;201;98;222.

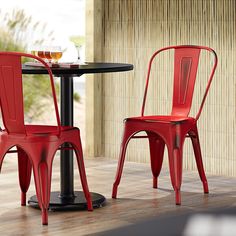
141;45;218;119
0;52;61;135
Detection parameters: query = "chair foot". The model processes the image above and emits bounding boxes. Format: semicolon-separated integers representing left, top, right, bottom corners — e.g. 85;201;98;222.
175;189;181;205
203;181;209;193
87;199;93;211
42;209;48;225
112;184;118;198
153;177;158;189
21;192;26;206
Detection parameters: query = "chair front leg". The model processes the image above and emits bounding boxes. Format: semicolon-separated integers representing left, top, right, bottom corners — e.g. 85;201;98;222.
30;144;54;226
33;159;52;225
166;125;184;205
189;128;208;193
74;137;93;211
167;145;184;205
112;124;134;199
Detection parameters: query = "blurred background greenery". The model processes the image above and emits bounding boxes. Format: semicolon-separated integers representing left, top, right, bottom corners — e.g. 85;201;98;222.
0;9;81;123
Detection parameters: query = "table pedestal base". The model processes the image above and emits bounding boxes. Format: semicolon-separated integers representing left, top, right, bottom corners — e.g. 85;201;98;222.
28;191;106;211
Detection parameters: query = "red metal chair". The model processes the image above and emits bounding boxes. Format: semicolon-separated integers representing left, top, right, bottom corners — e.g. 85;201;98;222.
0;52;93;225
112;45;218;205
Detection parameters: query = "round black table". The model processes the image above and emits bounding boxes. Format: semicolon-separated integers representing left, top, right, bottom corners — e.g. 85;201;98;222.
22;62;133;210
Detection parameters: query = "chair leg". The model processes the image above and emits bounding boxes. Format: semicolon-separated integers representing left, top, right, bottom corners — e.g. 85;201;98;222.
174;148;182;205
74;139;93;211
147;132;165;188
112;127;133;199
0;150;6;173
17;147;32;206
32;159;52;225
167;145;183;205
0;144;11;173
190;130;209;193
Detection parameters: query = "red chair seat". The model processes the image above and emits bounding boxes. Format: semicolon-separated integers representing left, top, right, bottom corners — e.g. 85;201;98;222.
25;125;75;135
126;115;195;123
0;125;79;143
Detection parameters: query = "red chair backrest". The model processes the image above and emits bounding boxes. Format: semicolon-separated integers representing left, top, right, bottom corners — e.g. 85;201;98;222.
0;54;25;133
141;45;218;119
0;52;61;135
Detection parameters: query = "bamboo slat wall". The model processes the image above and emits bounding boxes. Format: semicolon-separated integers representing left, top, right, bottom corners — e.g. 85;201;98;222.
85;0;104;157
100;0;236;176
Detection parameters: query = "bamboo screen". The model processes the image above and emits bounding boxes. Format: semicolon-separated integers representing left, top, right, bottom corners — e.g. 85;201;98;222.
101;0;236;176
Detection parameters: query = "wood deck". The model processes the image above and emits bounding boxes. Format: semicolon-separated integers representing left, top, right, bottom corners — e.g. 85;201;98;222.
0;156;236;235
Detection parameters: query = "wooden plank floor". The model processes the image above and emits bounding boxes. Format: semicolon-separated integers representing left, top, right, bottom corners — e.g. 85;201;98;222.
0;155;236;235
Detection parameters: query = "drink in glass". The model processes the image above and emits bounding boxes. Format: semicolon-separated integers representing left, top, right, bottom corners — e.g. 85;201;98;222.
37;51;46;59
31;50;38;56
45;51;52;62
51;47;62;63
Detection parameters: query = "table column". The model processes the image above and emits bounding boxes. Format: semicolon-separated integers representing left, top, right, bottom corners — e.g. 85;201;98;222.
60;76;75;198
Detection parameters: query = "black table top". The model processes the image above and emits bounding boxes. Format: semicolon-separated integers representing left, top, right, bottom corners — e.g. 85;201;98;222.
22;62;133;76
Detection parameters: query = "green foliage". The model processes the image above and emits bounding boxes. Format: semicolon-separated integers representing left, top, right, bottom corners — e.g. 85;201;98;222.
73;92;81;102
0;9;54;50
0;9;82;122
0;28;23;51
0;9;61;122
23;75;60;122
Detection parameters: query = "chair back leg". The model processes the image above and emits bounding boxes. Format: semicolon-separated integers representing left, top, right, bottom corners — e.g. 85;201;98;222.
147;131;165;188
17;147;32;206
29;144;54;225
